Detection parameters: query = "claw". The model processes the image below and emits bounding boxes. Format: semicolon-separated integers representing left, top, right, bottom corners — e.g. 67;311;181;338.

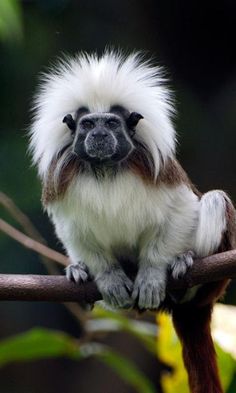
171;251;194;280
65;261;90;284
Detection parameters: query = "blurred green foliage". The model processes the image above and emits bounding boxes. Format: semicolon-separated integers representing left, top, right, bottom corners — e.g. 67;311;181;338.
0;0;23;43
0;309;235;393
0;327;156;393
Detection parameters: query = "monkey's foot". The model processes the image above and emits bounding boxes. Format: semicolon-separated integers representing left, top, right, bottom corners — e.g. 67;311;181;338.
65;261;90;284
132;267;166;309
170;251;194;280
96;268;134;309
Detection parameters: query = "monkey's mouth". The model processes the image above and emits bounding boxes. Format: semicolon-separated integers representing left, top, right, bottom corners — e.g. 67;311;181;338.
73;130;134;165
84;134;117;160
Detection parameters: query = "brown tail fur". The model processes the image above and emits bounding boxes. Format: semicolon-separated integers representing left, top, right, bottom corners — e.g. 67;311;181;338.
161;281;227;393
172;281;229;393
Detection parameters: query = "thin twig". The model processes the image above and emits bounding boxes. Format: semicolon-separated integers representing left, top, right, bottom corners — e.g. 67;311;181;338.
0;191;59;275
0;192;45;243
0;218;68;267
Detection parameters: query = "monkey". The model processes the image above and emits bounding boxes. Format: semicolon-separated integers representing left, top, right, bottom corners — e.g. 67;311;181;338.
29;51;236;393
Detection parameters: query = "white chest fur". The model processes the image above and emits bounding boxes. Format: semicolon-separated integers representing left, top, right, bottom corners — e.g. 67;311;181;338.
48;172;199;266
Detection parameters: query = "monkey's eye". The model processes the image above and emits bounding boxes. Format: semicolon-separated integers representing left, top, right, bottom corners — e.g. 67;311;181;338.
81;119;95;130
106;119;119;129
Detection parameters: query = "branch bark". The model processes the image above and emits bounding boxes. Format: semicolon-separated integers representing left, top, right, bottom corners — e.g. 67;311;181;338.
0;249;236;303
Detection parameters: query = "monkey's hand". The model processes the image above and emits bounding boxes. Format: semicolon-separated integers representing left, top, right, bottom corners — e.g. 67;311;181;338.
132;266;166;309
95;267;134;309
66;261;90;283
170;251;194;279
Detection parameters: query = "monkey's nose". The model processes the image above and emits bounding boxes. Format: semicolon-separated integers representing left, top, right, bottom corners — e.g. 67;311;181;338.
91;130;109;139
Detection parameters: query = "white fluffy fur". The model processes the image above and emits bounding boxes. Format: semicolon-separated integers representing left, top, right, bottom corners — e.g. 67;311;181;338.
195;191;228;257
47;174;199;275
29;51;175;180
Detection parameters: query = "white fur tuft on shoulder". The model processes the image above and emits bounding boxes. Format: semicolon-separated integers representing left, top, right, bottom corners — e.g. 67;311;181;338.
29;51;176;179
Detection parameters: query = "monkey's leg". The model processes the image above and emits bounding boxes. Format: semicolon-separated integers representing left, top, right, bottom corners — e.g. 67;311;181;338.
132;214;196;310
66;256;134;308
132;235;168;309
171;191;231;279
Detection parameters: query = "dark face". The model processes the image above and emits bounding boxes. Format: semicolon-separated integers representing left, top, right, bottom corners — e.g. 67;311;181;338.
63;106;143;165
74;112;133;163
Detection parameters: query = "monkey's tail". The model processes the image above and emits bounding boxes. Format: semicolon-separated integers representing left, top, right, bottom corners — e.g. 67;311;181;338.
172;301;223;393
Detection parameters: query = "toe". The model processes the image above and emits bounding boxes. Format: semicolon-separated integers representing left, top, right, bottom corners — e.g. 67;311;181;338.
65;263;88;283
171;251;194;279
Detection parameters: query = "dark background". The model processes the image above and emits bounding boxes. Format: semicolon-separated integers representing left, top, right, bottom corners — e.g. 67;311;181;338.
0;1;236;392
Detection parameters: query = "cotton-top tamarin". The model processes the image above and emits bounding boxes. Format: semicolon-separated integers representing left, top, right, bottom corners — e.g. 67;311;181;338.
29;52;236;393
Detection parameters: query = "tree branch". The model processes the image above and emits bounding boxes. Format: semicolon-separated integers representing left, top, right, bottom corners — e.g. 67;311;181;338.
0;249;236;304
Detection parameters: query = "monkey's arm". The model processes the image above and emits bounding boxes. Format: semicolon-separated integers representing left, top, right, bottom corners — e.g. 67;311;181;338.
132;184;199;309
50;212;134;309
66;252;134;308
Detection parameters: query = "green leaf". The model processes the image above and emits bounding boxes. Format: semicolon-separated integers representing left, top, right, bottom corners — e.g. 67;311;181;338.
216;344;235;390
0;328;80;366
0;328;155;393
0;0;23;43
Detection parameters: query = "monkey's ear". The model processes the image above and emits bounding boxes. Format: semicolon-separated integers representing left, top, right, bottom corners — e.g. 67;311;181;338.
63;114;76;133
126;112;144;129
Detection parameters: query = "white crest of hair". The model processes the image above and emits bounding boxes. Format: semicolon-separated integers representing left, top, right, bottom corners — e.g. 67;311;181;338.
29;51;176;179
